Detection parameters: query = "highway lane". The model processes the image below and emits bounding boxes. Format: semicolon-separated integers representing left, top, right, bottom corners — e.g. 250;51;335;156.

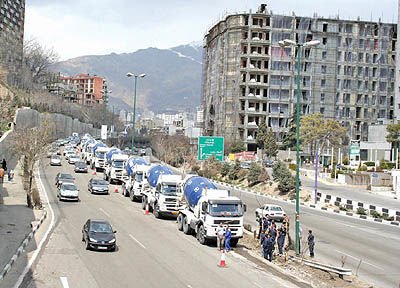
220;183;400;288
300;175;400;211
21;157;309;288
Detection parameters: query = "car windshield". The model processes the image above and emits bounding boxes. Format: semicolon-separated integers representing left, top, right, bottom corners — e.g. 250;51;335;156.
112;160;124;168
161;184;177;196
52;156;60;160
270;206;283;211
95;152;105;158
62;184;77;190
76;162;86;167
60;174;73;179
209;203;243;217
92;179;107;185
135;173;143;182
90;222;113;233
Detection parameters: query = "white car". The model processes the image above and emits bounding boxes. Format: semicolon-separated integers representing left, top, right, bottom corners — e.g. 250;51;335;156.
68;155;80;164
58;183;79;201
65;151;76;160
50;155;62;166
255;204;286;222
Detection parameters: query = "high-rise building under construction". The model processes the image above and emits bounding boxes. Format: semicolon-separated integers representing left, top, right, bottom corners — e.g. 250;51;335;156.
201;5;396;150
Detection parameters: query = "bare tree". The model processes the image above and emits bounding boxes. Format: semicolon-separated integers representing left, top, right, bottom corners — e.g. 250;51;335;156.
12;118;55;207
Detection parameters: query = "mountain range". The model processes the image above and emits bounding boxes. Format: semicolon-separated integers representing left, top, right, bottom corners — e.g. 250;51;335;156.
50;41;204;113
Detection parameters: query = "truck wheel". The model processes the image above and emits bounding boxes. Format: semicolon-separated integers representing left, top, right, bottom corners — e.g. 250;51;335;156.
177;214;183;231
183;216;191;235
230;238;239;247
129;190;134;202
154;204;161;219
197;225;207;245
141;197;146;210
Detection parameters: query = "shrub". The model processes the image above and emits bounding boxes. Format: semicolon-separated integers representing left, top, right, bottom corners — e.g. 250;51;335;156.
258;168;270;183
288;163;296;170
356;208;367;215
277;170;296;194
342;157;349;165
364;161;375;167
221;162;231;177
339;205;348;211
237;169;248;180
228;160;241;180
358;165;367;171
379;160;395;170
272;161;286;181
247;162;262;185
230;141;246;153
370;210;382;219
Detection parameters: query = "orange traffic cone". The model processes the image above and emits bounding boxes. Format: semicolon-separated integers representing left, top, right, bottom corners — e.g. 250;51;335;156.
145;203;149;215
93;171;96;175
218;249;227;267
114;188;118;193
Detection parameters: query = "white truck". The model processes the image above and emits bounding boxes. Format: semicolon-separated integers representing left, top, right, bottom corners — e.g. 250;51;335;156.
104;151;129;184
91;146;110;171
177;176;246;246
84;141;97;165
142;165;182;219
123;163;151;201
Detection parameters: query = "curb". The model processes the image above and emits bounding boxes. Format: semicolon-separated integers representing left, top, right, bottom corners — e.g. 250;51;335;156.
0;208;47;281
212;180;400;228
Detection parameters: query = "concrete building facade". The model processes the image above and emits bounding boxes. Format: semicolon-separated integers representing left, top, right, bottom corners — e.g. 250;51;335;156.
0;0;25;86
60;74;106;105
395;0;400;121
202;5;397;150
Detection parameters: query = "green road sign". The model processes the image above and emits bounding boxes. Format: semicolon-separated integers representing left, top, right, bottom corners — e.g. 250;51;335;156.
198;136;224;161
350;145;360;155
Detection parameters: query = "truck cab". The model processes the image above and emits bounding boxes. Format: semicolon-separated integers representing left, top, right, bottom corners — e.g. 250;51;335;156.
124;164;150;201
84;142;97;164
104;153;129;184
92;146;110;171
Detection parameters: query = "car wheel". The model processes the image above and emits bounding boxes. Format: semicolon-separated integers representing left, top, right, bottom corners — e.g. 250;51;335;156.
85;238;90;250
183;216;191;235
197;225;207;245
177;214;183;231
154;204;161;219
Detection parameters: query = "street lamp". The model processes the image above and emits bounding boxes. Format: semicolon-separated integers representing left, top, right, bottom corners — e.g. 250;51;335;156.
126;72;146;154
279;39;320;256
101;85;112;126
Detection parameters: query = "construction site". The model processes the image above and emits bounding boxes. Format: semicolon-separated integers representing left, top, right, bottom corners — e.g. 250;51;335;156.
201;4;397;151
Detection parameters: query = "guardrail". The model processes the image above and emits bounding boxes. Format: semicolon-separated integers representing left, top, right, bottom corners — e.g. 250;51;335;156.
300;258;352;279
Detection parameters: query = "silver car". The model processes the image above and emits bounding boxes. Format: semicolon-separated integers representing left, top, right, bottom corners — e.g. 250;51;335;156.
68;155;80;164
50;155;62;166
88;178;109;194
75;161;88;173
58;183;79;201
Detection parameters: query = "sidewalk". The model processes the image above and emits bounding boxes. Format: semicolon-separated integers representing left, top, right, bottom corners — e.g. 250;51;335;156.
0;161;43;274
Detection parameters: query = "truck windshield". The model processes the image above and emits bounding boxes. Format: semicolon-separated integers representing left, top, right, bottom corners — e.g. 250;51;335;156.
209;203;243;217
161;184;177;196
135;173;143;182
95;152;105;159
112;160;124;168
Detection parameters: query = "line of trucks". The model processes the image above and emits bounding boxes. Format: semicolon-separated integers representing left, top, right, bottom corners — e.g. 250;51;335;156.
79;136;246;246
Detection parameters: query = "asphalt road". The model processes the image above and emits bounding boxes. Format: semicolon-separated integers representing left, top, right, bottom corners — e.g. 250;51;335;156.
219;183;400;288
300;175;400;211
18;157;309;288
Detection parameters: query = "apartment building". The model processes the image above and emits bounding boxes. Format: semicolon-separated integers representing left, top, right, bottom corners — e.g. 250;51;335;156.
60;74;106;105
0;0;25;86
201;5;396;151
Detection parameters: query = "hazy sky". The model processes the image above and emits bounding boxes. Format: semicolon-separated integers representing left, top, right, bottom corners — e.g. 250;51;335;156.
25;0;397;60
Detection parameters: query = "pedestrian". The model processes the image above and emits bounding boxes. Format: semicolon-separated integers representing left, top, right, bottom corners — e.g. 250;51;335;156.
0;167;4;184
216;223;225;250
257;215;263;239
263;215;270;232
224;225;232;252
1;158;6;171
262;234;274;262
277;227;286;256
8;169;14;182
308;230;315;258
269;224;277;242
260;230;266;257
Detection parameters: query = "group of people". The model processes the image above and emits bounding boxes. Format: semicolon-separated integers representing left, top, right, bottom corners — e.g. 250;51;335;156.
0;158;13;183
216;223;232;252
258;215;287;262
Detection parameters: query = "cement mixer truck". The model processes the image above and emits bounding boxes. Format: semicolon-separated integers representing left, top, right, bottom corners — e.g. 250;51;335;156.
177;176;246;246
142;165;183;219
121;157;149;201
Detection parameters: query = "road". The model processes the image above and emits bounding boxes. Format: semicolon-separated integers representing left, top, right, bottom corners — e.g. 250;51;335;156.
300;175;400;211
18;157;309;288
216;183;400;288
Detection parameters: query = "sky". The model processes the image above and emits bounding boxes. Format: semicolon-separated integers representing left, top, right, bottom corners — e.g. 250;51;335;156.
25;0;397;60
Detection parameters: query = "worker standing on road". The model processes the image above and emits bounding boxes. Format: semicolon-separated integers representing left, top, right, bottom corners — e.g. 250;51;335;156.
256;215;263;239
263;234;274;262
1;158;6;171
224;225;232;252
260;230;266;257
216;223;225;250
277;227;286;256
0;167;4;183
308;230;315;258
263;216;269;232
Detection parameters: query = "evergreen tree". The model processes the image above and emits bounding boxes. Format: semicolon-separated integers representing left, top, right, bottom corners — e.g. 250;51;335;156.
281;107;297;150
247;162;262;185
230;141;246;153
256;117;268;150
264;128;279;159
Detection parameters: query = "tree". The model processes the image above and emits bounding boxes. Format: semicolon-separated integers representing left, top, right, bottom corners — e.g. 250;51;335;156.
228;160;241;180
247;162;262;186
230;141;246;153
264;128;279;159
272;161;296;194
256;117;268;150
281;107;298;150
386;123;400;147
221;162;231;177
12;118;55;207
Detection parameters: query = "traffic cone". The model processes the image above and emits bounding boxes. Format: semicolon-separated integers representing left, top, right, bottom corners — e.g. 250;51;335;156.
218;249;226;267
114;187;118;193
145;203;149;215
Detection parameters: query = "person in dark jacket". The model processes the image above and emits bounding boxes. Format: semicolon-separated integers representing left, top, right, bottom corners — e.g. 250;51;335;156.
262;234;274;262
308;230;315;257
1;158;6;171
257;215;263;239
277;227;286;256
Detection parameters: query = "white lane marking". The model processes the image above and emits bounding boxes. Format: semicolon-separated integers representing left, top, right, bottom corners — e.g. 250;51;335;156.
14;162;56;288
335;250;384;270
187;285;193;288
60;277;70;288
253;283;263;288
129;234;146;249
99;208;110;217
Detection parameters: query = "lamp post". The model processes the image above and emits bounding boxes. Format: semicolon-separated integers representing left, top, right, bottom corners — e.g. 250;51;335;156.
279;39;320;255
127;72;146;154
101;85;112;126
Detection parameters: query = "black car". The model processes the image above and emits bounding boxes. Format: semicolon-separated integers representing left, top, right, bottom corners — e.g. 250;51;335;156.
74;161;88;173
88;178;109;194
55;173;74;188
82;219;116;251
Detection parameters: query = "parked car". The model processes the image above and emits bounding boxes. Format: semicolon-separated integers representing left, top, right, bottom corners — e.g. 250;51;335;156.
57;183;79;201
68;155;80;164
65;151;76;160
240;161;250;169
55;173;74;187
74;161;88;173
263;159;275;167
88;178;109;194
255;204;286;222
50;155;62;166
82;219;116;251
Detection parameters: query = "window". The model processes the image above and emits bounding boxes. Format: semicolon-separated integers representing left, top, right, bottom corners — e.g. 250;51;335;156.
323;23;328;32
322;37;327;45
321;79;326;88
321;65;326;74
320;107;325;114
321;93;325;103
322;51;327;60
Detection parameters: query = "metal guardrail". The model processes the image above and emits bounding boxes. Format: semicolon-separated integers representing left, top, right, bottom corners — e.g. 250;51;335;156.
301;259;352;278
